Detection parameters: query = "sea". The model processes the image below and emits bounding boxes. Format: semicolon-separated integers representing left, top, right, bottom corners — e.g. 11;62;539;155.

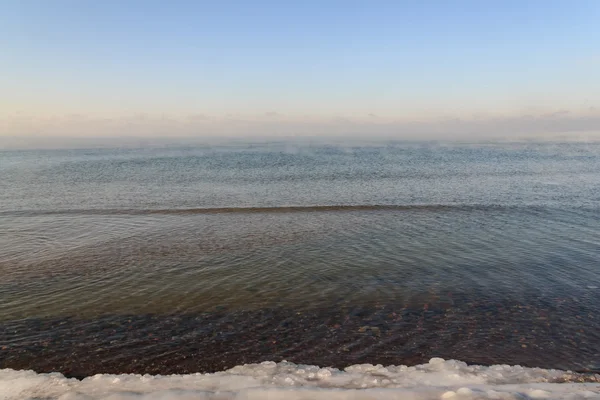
1;139;600;399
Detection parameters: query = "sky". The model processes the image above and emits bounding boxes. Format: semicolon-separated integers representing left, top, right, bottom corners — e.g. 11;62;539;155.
1;0;599;143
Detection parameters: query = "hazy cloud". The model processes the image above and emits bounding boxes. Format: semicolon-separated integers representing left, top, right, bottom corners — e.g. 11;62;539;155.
543;110;570;118
1;110;599;149
186;113;211;122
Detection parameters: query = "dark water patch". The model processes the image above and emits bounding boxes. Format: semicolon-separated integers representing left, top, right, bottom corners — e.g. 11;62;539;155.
2;295;599;378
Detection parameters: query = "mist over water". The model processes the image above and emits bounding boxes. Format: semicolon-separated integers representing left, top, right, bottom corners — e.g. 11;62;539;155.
1;141;599;376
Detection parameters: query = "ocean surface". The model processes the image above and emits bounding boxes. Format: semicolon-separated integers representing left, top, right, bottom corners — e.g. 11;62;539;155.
1;140;600;381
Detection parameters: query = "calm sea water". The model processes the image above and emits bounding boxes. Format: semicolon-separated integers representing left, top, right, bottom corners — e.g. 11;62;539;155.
1;141;599;376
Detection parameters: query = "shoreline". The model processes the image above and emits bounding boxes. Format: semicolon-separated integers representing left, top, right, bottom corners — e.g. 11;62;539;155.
3;359;600;400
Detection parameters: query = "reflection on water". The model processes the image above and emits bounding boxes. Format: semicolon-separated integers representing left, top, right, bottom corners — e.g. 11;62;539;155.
2;207;599;318
1;142;599;375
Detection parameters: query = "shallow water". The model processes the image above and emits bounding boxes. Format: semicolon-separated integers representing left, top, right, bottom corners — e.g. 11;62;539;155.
1;141;599;375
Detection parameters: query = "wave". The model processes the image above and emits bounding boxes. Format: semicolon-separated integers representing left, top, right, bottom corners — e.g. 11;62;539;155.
0;204;554;217
2;358;599;400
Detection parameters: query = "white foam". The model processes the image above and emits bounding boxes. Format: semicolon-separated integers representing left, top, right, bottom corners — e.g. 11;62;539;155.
1;358;599;400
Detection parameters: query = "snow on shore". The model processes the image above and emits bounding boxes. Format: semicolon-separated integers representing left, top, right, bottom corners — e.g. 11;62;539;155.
2;358;599;400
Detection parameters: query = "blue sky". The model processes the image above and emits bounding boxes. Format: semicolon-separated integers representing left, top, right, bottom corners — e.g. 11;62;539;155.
1;0;599;139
